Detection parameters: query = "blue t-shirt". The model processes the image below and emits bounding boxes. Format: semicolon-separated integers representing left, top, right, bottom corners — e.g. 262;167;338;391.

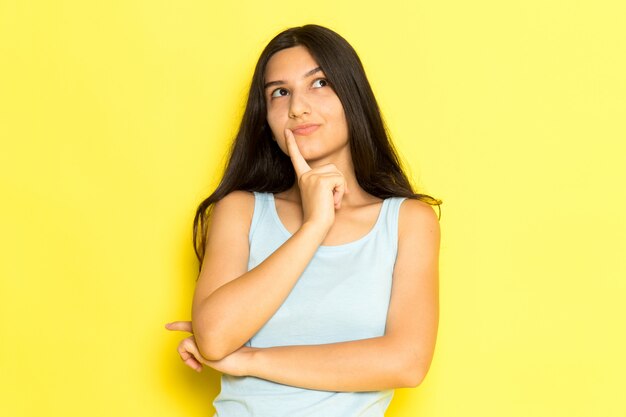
213;192;407;417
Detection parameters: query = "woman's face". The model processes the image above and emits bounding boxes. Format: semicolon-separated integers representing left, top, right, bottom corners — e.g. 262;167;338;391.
264;46;349;165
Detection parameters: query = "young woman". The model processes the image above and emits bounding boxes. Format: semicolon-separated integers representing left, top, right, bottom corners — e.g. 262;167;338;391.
166;24;441;416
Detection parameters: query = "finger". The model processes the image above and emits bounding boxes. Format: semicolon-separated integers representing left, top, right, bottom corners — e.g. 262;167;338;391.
284;128;311;179
315;173;347;209
186;358;203;372
333;181;347;209
180;351;203;372
306;164;349;195
165;321;193;333
178;338;203;372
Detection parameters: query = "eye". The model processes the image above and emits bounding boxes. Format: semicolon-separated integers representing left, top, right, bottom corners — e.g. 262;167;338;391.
271;88;289;98
312;78;329;88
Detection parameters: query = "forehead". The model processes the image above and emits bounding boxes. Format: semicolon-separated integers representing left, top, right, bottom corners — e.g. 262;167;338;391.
264;46;320;80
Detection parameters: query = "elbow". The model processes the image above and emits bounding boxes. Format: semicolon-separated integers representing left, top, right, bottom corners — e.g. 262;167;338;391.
192;317;236;361
396;355;429;388
195;330;233;361
192;305;239;361
400;368;426;388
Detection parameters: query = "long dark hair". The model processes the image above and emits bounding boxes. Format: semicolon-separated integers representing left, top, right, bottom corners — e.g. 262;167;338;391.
193;24;441;264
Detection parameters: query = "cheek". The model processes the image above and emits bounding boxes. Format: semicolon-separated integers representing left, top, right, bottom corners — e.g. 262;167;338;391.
266;106;287;134
326;100;348;132
317;93;342;118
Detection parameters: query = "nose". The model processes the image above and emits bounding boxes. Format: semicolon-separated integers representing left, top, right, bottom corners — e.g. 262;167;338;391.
288;92;311;119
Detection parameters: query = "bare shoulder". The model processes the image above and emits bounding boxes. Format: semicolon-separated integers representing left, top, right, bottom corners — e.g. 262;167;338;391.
198;190;255;292
204;190;256;242
213;190;255;211
203;191;254;268
396;198;441;261
211;190;255;222
398;199;440;237
392;198;440;291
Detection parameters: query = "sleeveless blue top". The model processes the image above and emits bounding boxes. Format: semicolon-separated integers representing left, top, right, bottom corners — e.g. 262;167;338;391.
213;192;407;417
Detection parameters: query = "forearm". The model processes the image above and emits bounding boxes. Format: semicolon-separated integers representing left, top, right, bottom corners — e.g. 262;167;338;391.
245;336;425;392
193;222;327;360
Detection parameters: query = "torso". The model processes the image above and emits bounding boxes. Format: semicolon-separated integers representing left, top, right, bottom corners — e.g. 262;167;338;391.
213;191;402;416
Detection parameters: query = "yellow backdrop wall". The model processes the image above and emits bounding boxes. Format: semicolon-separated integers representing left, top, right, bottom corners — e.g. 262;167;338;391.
1;1;625;416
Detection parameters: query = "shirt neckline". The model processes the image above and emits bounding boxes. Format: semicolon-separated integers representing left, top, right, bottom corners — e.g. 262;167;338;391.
268;193;389;252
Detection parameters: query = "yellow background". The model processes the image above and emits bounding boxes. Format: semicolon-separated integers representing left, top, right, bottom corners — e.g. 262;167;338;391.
1;1;624;416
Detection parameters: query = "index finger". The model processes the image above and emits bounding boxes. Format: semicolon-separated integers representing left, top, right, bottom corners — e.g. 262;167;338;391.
284;128;311;179
165;321;193;333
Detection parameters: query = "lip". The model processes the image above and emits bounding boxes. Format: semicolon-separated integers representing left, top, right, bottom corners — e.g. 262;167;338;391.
291;124;320;136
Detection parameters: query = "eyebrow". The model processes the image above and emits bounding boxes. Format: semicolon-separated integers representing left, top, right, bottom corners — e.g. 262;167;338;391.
264;67;323;90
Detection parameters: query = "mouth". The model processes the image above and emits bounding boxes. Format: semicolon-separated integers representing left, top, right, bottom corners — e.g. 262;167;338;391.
291;124;320;136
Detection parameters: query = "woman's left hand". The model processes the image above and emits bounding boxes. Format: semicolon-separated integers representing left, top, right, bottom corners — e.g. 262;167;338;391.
165;320;254;376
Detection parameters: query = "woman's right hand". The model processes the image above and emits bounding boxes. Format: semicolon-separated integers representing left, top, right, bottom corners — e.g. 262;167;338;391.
284;128;348;232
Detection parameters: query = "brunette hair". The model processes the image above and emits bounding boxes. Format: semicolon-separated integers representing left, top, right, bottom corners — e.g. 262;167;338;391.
193;24;441;263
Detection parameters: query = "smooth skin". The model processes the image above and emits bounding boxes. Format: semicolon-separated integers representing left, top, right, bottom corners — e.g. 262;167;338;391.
165;46;440;392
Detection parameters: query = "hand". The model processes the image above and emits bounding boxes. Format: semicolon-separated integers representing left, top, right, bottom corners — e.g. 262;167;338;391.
165;320;254;376
284;128;348;229
165;321;204;372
